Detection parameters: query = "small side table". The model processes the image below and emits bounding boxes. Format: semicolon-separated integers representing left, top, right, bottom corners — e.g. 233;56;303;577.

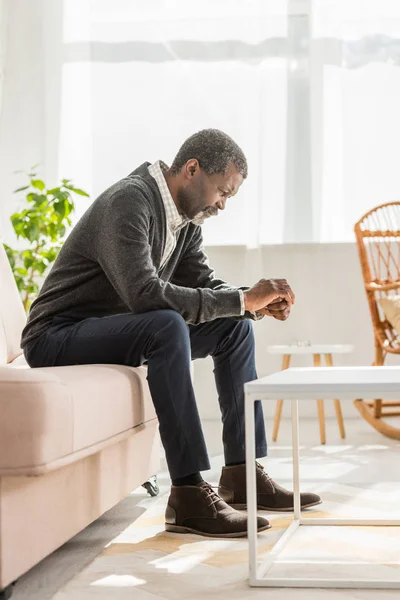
267;344;354;444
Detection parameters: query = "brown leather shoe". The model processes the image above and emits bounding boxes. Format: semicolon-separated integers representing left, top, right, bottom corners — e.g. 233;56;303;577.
165;482;271;538
218;462;322;512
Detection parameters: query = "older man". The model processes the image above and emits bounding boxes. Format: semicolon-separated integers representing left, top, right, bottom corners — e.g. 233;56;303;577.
21;129;321;538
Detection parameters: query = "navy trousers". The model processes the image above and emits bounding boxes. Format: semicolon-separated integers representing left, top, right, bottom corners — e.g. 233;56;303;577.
24;310;267;479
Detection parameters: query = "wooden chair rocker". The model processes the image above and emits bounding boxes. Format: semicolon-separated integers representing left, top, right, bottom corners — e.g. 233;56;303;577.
354;201;400;439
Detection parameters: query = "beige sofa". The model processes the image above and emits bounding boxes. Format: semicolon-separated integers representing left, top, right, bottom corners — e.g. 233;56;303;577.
0;245;160;597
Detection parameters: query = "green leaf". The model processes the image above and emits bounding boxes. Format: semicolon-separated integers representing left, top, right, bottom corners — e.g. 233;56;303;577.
69;187;89;197
12;222;25;238
35;260;48;275
4;244;16;269
26;281;39;295
63;200;73;218
47;187;61;195
48;223;59;241
16;277;25;292
13;185;30;193
52;190;68;202
23;255;34;269
32;193;47;206
31;179;45;191
53;200;66;219
11;213;22;224
16;267;28;275
24;222;40;243
40;247;59;263
58;225;66;238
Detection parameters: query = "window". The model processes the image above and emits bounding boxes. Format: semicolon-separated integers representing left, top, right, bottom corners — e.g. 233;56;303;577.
58;0;400;245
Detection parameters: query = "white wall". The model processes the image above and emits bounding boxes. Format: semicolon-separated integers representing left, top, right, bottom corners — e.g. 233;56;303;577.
194;243;395;421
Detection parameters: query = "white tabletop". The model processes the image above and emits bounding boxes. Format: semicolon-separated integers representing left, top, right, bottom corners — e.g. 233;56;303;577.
267;344;354;355
245;366;400;400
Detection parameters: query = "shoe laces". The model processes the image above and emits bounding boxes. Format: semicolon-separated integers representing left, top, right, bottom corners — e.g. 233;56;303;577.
256;461;274;486
201;483;222;508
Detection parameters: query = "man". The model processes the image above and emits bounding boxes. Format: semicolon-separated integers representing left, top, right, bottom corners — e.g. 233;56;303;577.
21;129;321;539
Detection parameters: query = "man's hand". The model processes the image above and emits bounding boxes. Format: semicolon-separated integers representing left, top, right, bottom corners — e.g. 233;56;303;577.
257;298;292;321
244;278;295;313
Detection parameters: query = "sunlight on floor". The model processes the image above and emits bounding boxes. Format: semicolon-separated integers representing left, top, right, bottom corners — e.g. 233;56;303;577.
152;552;211;573
91;574;146;587
311;445;354;454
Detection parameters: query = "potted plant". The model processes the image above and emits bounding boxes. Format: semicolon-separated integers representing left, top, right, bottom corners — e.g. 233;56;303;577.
4;166;89;311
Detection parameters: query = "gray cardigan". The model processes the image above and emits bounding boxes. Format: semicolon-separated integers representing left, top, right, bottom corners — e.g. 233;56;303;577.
21;163;251;348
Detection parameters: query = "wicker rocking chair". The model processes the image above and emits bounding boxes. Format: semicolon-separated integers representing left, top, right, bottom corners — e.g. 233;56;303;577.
354;202;400;439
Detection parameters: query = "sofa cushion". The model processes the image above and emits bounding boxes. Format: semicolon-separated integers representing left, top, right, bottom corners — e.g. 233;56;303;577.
0;356;156;474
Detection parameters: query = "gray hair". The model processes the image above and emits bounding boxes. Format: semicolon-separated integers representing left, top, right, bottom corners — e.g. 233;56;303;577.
170;129;248;178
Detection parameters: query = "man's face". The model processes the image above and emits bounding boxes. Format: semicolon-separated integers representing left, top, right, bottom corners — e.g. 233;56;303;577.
176;161;243;224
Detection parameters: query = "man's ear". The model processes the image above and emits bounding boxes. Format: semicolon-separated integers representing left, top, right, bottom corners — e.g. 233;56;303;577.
186;159;198;178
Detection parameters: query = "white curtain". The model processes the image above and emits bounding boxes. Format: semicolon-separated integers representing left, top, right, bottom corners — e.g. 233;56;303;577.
3;0;400;246
0;0;9;242
312;0;400;242
0;0;7;121
60;0;288;247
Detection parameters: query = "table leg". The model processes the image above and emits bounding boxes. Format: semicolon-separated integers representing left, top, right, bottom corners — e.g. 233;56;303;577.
374;398;383;418
324;354;346;439
291;398;301;520
272;354;291;442
334;399;346;439
313;354;326;444
245;391;257;584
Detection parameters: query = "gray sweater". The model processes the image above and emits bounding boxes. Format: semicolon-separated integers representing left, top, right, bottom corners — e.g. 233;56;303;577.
21;162;249;348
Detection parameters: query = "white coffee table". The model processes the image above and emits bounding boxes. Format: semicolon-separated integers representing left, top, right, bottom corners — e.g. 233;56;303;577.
245;366;400;589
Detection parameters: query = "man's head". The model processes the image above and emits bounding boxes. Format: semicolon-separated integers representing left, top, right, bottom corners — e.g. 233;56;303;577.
166;129;248;224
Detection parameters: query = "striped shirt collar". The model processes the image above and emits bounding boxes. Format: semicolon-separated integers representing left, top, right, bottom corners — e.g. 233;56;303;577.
148;160;188;232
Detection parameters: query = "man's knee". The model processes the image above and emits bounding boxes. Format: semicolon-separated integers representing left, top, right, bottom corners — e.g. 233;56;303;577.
215;318;255;353
234;319;254;343
152;310;189;341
